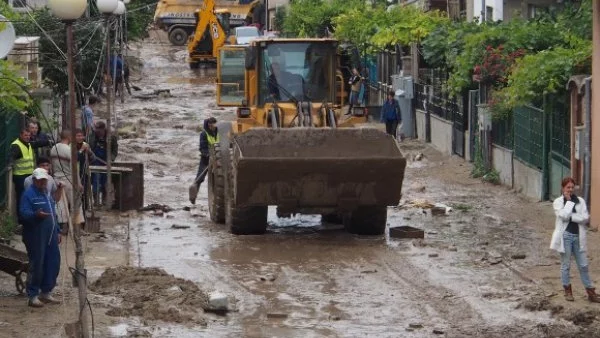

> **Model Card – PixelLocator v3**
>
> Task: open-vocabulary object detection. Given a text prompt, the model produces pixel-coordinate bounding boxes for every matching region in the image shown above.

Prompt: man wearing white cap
[19,168,62,307]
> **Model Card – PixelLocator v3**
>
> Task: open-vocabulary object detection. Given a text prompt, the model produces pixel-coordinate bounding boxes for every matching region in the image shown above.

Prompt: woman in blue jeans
[551,177,600,302]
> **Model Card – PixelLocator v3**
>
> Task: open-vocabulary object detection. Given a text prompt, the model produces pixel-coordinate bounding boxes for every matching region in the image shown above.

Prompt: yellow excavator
[187,0,228,68]
[206,38,407,235]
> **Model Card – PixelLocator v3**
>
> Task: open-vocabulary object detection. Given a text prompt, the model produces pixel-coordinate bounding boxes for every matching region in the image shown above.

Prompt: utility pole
[66,22,91,338]
[591,0,600,227]
[105,15,114,210]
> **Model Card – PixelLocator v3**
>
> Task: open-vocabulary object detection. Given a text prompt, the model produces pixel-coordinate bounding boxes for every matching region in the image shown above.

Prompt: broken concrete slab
[389,226,424,239]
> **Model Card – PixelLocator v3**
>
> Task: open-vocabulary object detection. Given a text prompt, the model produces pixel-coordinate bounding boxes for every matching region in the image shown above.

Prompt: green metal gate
[548,96,571,199]
[0,108,24,209]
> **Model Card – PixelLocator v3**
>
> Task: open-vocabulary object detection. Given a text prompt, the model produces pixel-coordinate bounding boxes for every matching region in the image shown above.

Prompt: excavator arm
[187,0,229,67]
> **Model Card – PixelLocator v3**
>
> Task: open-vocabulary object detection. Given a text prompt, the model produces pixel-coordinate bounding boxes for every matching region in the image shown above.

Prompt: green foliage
[0,4,31,111]
[482,169,500,185]
[370,7,449,47]
[333,5,383,53]
[272,6,287,32]
[14,8,104,95]
[0,61,32,112]
[282,0,364,37]
[0,210,17,240]
[126,0,157,40]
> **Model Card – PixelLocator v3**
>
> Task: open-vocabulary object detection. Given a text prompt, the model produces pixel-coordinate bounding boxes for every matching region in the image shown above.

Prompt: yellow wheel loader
[208,38,407,235]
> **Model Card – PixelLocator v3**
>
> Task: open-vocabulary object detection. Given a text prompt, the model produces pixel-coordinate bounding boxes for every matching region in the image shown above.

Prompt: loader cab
[256,40,337,106]
[215,9,231,35]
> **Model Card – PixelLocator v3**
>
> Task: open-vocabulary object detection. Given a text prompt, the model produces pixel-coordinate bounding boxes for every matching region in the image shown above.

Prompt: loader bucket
[231,128,406,209]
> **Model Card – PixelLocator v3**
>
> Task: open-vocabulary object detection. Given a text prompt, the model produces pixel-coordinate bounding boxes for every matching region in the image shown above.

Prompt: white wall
[430,114,453,155]
[472,0,504,22]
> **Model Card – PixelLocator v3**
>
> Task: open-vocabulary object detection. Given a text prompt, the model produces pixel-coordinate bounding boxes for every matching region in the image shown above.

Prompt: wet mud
[2,29,600,338]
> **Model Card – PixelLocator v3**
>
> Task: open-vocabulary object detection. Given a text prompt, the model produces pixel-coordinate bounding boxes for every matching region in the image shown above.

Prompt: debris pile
[91,266,209,324]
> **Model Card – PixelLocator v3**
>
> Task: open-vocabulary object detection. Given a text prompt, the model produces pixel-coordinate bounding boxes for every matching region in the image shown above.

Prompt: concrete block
[429,114,453,155]
[492,145,514,187]
[513,159,544,201]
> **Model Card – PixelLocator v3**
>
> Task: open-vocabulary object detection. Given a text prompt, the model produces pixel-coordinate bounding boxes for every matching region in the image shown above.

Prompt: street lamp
[46,1,88,336]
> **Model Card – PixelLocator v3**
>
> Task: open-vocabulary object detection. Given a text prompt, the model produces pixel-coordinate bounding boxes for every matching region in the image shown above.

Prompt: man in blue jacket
[19,168,63,307]
[380,90,402,139]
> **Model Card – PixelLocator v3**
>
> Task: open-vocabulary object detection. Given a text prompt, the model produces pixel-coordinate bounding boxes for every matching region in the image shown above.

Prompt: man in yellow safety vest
[189,117,219,204]
[11,128,35,221]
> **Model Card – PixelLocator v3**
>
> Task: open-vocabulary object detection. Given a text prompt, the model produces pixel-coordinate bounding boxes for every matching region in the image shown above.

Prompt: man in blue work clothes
[380,90,402,139]
[19,168,63,307]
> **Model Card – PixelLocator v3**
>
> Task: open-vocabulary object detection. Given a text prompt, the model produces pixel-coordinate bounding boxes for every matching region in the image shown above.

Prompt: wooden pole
[591,0,600,227]
[105,15,114,210]
[66,21,90,338]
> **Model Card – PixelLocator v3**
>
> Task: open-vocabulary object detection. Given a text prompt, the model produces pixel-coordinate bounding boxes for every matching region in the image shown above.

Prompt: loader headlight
[237,108,251,117]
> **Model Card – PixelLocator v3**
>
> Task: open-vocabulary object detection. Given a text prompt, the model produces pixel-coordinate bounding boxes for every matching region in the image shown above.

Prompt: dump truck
[206,38,407,235]
[154,0,260,46]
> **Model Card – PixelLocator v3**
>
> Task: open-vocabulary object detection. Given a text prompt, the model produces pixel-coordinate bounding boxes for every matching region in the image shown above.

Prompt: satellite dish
[0,15,16,59]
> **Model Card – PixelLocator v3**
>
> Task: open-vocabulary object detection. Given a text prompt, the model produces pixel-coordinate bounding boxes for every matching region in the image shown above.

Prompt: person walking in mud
[189,117,218,204]
[19,168,63,307]
[380,90,401,139]
[551,177,600,302]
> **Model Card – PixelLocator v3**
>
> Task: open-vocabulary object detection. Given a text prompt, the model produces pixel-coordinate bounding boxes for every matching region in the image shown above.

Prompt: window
[217,48,246,105]
[485,6,493,22]
[527,4,547,19]
[11,0,27,8]
[259,42,335,105]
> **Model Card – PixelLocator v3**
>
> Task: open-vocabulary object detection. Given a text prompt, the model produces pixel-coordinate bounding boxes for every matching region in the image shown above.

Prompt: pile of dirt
[91,266,209,324]
[516,296,563,315]
[561,308,600,326]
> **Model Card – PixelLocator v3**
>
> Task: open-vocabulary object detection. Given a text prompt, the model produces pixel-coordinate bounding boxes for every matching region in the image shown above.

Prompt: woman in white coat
[551,177,600,302]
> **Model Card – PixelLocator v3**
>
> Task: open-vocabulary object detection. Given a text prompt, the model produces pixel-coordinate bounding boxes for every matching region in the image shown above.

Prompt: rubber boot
[564,285,574,301]
[586,288,600,303]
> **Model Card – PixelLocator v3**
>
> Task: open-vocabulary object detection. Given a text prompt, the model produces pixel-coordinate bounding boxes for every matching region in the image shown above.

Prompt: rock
[361,269,377,274]
[167,285,183,293]
[448,246,458,252]
[412,239,427,247]
[259,274,277,282]
[153,227,160,231]
[182,206,191,211]
[489,258,503,265]
[166,214,175,219]
[426,230,438,235]
[171,224,191,229]
[267,313,288,319]
[428,253,439,258]
[410,183,426,193]
[208,292,228,310]
[173,124,184,129]
[409,323,423,329]
[405,328,414,332]
[329,315,341,321]
[511,254,527,260]
[433,329,445,335]
[153,210,164,217]
[194,252,198,256]
[414,153,424,161]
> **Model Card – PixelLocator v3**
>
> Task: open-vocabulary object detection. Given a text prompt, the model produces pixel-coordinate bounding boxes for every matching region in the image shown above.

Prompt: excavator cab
[209,38,407,236]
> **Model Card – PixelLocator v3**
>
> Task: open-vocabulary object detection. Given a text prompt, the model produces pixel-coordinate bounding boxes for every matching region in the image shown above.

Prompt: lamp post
[46,0,87,335]
[97,0,119,210]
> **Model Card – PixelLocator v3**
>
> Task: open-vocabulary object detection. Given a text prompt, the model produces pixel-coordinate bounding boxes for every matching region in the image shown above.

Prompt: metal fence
[416,68,461,121]
[492,116,513,149]
[0,107,24,209]
[514,105,545,169]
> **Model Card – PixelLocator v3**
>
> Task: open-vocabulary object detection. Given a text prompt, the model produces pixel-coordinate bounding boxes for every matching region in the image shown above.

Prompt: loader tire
[169,28,188,46]
[208,144,225,224]
[224,148,268,235]
[344,206,387,235]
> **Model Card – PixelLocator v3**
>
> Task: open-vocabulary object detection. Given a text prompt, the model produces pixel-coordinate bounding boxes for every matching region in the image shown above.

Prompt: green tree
[282,0,364,37]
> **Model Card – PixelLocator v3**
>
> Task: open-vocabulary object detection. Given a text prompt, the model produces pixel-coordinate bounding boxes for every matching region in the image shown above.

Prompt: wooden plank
[89,165,133,173]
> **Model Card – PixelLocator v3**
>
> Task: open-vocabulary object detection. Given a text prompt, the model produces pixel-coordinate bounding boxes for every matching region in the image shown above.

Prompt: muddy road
[2,33,600,338]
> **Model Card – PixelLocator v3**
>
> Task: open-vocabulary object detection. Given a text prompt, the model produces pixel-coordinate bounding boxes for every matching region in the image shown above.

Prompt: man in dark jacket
[89,121,118,206]
[380,90,401,139]
[28,120,53,158]
[190,117,219,204]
